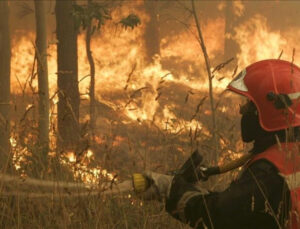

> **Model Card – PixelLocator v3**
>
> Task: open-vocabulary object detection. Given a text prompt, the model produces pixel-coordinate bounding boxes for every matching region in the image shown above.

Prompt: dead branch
[124,63,137,90]
[291,48,296,74]
[190,96,207,121]
[124,99,133,108]
[159,80,165,85]
[161,72,172,79]
[129,86,148,99]
[212,58,234,74]
[185,90,195,103]
[24,52,37,95]
[78,74,91,84]
[185,93,190,103]
[278,50,283,59]
[14,74,26,95]
[155,92,162,101]
[20,104,35,124]
[231,65,238,78]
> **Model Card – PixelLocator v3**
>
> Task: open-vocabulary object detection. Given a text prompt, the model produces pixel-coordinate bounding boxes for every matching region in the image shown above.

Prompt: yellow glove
[132,171,173,201]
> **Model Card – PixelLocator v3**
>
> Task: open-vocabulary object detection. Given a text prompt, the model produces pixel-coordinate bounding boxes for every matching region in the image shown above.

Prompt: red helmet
[227,59,300,131]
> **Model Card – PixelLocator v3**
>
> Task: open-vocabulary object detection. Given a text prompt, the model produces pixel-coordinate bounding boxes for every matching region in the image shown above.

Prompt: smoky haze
[3,1,300,227]
[9,0,300,160]
[10,1,300,59]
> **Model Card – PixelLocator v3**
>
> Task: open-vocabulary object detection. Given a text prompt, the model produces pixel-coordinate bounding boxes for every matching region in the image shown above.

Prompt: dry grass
[1,82,244,229]
[0,192,191,229]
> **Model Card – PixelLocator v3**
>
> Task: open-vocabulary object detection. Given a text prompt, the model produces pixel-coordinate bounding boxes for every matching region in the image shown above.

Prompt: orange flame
[233,14,299,69]
[10,4,300,182]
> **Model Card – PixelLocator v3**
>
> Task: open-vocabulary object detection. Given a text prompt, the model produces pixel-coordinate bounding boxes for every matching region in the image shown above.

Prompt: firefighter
[140,59,300,229]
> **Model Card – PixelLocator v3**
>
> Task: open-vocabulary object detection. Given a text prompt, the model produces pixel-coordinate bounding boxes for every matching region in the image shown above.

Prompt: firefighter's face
[239,100,261,143]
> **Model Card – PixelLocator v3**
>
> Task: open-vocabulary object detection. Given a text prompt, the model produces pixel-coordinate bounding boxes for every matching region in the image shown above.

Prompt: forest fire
[8,1,300,185]
[2,1,300,228]
[10,32,232,134]
[10,134,116,184]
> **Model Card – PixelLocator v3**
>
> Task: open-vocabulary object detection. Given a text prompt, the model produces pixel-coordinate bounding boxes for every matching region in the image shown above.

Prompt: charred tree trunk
[86,0,96,141]
[34,0,49,161]
[0,1,11,167]
[56,0,80,151]
[144,0,160,63]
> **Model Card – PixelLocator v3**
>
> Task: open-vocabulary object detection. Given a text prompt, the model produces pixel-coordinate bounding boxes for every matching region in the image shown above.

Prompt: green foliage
[72,2,111,33]
[120,14,141,30]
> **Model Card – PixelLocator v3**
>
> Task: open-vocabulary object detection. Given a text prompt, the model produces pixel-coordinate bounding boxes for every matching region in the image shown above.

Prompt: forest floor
[1,81,247,228]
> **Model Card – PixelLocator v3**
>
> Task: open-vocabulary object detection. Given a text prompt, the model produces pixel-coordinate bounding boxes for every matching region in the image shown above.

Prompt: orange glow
[233,14,300,69]
[233,1,245,17]
[161,17,225,61]
[62,149,116,184]
[10,136,31,172]
[10,3,300,184]
[112,136,126,147]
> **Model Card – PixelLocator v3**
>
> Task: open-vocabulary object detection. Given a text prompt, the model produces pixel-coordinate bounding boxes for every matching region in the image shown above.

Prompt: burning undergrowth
[5,1,300,228]
[10,71,243,184]
[8,0,300,191]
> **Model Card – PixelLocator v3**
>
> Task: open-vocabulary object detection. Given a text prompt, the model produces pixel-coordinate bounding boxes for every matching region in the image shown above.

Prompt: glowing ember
[218,150,243,167]
[62,149,116,184]
[10,136,32,172]
[66,152,76,163]
[86,149,93,158]
[10,137,17,148]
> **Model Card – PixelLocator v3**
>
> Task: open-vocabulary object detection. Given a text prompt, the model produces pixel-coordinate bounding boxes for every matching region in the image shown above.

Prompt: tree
[72,0,111,140]
[72,1,139,142]
[85,0,96,139]
[34,0,49,161]
[224,2,241,66]
[56,0,80,151]
[191,0,218,162]
[144,0,160,63]
[0,0,11,167]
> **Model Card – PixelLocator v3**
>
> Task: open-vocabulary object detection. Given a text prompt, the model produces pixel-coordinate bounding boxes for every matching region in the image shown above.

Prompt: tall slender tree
[85,0,96,140]
[0,0,11,166]
[72,1,139,143]
[56,0,80,151]
[34,0,49,160]
[144,0,160,63]
[191,0,218,162]
[224,1,240,65]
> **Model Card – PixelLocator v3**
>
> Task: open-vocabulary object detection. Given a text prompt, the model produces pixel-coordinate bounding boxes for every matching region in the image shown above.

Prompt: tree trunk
[34,0,49,161]
[144,0,160,63]
[224,1,239,65]
[56,0,80,151]
[86,0,96,141]
[0,1,11,167]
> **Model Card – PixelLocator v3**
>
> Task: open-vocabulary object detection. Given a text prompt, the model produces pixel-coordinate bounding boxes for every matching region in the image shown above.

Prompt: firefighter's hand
[138,171,173,201]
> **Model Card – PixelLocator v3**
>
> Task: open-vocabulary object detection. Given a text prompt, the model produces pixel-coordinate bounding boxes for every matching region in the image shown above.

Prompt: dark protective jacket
[165,144,296,229]
[250,143,300,229]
